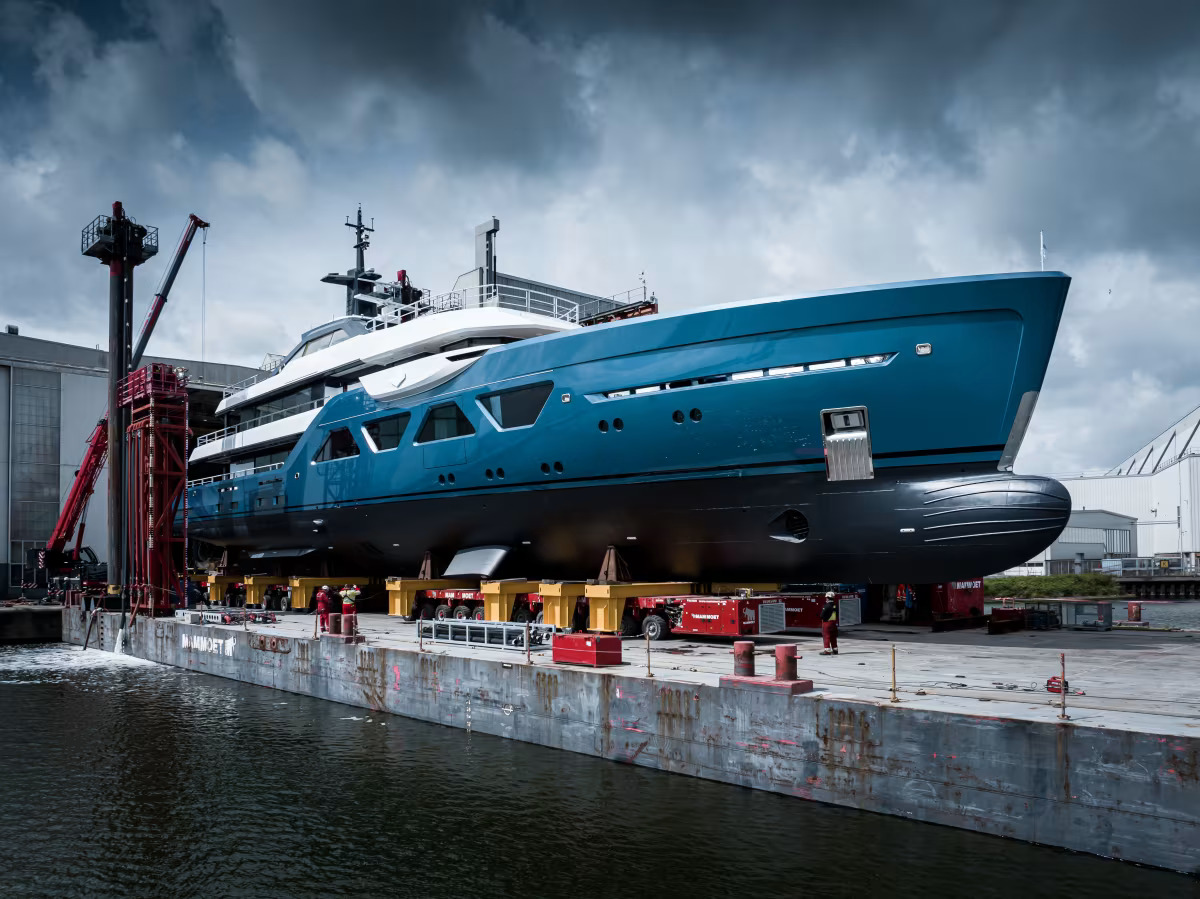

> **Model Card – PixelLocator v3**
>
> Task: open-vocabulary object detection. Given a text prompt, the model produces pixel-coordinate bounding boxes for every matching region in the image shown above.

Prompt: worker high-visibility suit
[820,597,839,655]
[315,589,332,633]
[340,586,360,618]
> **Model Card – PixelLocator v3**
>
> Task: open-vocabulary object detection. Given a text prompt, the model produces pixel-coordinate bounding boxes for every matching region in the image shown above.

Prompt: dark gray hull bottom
[190,464,1070,583]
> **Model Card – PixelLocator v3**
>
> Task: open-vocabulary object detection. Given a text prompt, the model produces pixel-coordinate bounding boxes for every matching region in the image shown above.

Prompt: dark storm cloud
[211,0,593,172]
[1,0,1200,473]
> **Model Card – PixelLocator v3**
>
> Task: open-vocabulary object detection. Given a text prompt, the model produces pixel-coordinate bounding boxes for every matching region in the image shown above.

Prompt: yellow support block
[243,575,276,609]
[709,583,780,594]
[584,582,693,601]
[384,577,477,617]
[589,597,625,633]
[206,574,242,604]
[289,576,375,611]
[539,582,586,628]
[481,580,542,622]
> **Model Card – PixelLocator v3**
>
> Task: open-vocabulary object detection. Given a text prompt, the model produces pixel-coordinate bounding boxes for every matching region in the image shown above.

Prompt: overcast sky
[1,0,1198,474]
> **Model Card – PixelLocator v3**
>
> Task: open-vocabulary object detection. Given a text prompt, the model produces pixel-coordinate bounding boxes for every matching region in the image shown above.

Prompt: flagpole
[1040,230,1045,271]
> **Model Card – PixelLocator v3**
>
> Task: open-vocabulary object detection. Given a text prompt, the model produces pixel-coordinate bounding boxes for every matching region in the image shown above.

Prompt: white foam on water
[0,643,162,682]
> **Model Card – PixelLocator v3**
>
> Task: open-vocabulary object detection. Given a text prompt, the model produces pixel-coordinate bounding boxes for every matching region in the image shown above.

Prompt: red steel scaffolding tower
[119,363,189,616]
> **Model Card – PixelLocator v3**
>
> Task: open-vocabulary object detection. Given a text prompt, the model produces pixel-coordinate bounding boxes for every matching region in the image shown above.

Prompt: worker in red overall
[820,591,839,655]
[315,585,332,633]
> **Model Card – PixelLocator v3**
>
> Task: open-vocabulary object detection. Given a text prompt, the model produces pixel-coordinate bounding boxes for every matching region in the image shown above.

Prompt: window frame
[476,380,555,431]
[361,412,412,453]
[414,402,477,445]
[311,426,361,464]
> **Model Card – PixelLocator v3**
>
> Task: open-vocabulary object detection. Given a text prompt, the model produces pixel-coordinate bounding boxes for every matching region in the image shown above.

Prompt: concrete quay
[61,609,1200,873]
[0,604,64,644]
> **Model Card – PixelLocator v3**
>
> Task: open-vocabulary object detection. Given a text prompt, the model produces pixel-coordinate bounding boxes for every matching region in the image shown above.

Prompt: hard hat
[825,591,835,598]
[322,585,330,590]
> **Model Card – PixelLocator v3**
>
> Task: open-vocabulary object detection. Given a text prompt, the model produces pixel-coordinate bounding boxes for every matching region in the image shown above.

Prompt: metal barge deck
[61,610,1200,873]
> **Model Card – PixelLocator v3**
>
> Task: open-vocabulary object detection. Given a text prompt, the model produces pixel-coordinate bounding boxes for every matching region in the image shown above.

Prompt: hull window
[417,402,477,443]
[477,381,554,429]
[313,427,360,463]
[364,413,412,452]
[822,406,874,481]
[601,353,895,399]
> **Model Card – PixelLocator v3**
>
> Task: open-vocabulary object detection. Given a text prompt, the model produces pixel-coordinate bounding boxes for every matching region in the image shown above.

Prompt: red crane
[41,214,208,580]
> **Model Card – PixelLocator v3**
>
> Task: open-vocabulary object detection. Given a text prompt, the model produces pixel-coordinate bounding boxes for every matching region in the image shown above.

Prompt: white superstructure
[189,283,580,473]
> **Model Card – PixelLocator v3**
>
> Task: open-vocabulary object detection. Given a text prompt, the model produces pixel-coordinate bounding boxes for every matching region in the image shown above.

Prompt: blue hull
[189,272,1072,582]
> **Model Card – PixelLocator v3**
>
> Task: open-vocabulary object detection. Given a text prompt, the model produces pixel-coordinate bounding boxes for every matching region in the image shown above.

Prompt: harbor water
[0,644,1193,898]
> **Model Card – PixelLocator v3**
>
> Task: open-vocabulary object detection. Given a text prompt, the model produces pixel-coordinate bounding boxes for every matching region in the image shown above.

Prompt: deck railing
[187,461,284,488]
[196,397,326,447]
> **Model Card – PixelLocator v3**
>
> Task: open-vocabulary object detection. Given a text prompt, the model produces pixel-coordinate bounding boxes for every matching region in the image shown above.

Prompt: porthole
[613,418,624,431]
[690,408,702,422]
[541,462,551,474]
[486,469,494,479]
[598,420,609,433]
[438,474,446,485]
[448,473,456,484]
[553,461,563,473]
[672,410,684,424]
[497,467,506,479]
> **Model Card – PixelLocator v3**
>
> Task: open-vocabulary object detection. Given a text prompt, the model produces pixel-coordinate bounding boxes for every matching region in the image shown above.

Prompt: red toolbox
[552,633,623,667]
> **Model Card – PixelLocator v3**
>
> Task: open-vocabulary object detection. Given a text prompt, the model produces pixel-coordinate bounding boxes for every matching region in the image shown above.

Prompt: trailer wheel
[642,614,668,641]
[453,605,471,620]
[620,613,641,637]
[434,604,452,620]
[472,605,486,621]
[535,610,544,625]
[512,606,531,624]
[419,602,436,621]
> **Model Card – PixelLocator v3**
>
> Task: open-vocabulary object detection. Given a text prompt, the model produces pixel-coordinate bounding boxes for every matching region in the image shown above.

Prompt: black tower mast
[321,205,384,317]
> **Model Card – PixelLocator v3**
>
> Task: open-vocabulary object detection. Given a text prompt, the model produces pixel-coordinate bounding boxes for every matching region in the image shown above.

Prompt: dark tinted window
[312,427,359,463]
[478,382,553,429]
[365,413,411,451]
[416,403,476,443]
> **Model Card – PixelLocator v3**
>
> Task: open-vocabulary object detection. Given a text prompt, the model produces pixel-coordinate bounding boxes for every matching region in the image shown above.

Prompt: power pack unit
[552,633,622,667]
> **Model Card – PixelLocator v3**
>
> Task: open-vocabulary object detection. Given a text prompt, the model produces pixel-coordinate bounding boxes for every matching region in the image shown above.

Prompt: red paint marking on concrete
[776,738,798,745]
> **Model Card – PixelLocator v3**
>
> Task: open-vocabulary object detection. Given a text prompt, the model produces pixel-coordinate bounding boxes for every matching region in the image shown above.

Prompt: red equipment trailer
[417,586,859,640]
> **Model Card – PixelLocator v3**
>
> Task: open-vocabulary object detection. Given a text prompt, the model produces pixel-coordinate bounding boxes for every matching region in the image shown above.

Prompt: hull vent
[768,509,809,543]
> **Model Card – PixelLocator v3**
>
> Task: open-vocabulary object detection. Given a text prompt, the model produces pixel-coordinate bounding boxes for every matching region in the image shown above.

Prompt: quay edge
[61,611,1199,874]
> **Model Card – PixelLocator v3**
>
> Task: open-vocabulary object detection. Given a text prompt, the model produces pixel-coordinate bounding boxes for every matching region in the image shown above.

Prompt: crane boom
[42,213,208,571]
[131,214,209,368]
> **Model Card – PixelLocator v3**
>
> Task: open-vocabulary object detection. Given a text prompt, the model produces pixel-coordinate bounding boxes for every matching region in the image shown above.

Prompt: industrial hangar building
[1018,406,1200,591]
[0,328,258,594]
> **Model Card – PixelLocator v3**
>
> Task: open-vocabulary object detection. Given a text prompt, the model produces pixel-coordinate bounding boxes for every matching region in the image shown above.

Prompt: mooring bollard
[329,612,342,636]
[343,613,356,637]
[733,640,755,677]
[1059,652,1070,720]
[890,645,900,703]
[774,644,797,681]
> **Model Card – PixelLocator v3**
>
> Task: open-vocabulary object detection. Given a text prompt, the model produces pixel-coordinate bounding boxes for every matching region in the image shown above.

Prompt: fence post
[646,630,654,678]
[890,645,900,703]
[1058,652,1070,720]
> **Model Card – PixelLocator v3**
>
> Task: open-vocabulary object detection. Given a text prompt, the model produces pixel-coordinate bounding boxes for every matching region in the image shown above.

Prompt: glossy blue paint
[186,272,1071,580]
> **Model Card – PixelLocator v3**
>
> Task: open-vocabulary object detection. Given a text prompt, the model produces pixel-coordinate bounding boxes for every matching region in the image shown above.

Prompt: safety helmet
[825,591,835,598]
[322,585,330,590]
